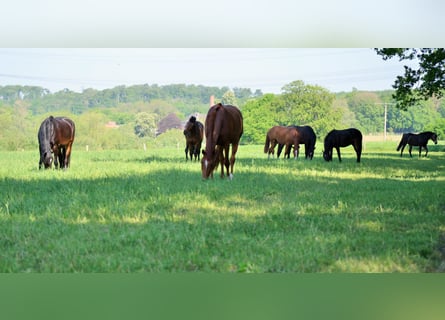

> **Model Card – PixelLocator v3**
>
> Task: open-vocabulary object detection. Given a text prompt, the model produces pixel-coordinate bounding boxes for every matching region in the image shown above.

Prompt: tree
[134,112,157,138]
[242,94,280,143]
[277,80,340,138]
[221,90,237,106]
[375,48,445,110]
[346,91,382,133]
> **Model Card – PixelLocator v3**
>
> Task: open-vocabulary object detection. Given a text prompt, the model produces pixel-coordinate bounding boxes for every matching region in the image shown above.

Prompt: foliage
[345,91,382,132]
[241,94,280,144]
[277,80,340,138]
[221,90,238,106]
[0,82,443,151]
[425,118,445,139]
[0,83,239,116]
[134,112,158,138]
[375,48,445,110]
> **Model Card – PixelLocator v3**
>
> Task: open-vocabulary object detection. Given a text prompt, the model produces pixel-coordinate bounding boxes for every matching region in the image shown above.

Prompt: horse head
[323,149,332,161]
[183,116,197,137]
[432,133,438,144]
[308,146,315,160]
[201,148,219,179]
[39,149,53,169]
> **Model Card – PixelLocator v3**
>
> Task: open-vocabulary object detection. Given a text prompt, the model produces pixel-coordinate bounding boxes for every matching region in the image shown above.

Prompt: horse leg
[277,144,283,158]
[269,140,276,159]
[188,143,195,161]
[285,143,293,159]
[293,144,299,159]
[400,143,405,157]
[229,143,239,180]
[62,146,69,169]
[65,143,73,169]
[408,145,413,157]
[196,144,201,161]
[220,146,228,178]
[53,145,59,169]
[285,145,291,159]
[352,142,361,163]
[335,147,342,162]
[58,147,65,169]
[424,145,429,157]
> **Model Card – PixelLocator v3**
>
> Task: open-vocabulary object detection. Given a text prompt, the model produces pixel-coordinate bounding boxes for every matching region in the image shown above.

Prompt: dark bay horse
[396,131,438,157]
[264,126,301,159]
[38,116,75,169]
[183,116,204,161]
[201,103,243,179]
[323,128,362,163]
[277,125,317,160]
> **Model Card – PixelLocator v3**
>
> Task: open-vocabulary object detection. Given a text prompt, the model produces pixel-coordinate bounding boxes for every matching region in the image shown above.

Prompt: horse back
[207,104,243,145]
[326,128,362,148]
[53,117,75,144]
[38,117,54,148]
[268,126,298,144]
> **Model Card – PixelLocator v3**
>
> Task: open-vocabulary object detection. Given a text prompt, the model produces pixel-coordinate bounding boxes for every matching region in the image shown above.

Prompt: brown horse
[264,126,301,159]
[38,116,75,169]
[201,103,243,179]
[183,116,204,161]
[277,125,317,159]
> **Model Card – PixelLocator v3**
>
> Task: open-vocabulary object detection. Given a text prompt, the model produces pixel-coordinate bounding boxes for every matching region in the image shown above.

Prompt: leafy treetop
[375,48,445,110]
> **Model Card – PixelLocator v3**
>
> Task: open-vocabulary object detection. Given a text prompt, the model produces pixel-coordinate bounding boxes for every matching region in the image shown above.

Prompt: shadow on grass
[1,151,444,272]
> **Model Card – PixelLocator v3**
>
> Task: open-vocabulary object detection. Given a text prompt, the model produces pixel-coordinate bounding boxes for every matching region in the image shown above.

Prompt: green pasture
[0,141,444,272]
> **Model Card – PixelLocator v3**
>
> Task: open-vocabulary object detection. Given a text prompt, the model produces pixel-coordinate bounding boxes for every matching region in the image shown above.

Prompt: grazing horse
[183,116,204,161]
[323,128,362,163]
[38,116,75,169]
[264,126,301,159]
[201,103,243,179]
[277,125,317,159]
[396,131,438,157]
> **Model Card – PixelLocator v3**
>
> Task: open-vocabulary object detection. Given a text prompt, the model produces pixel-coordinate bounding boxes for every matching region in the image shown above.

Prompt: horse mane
[204,103,223,155]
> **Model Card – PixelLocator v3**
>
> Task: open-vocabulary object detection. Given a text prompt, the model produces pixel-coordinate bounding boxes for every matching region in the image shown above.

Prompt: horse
[323,128,362,163]
[183,116,204,161]
[38,116,76,169]
[396,131,438,157]
[264,126,301,159]
[201,103,243,179]
[276,125,317,159]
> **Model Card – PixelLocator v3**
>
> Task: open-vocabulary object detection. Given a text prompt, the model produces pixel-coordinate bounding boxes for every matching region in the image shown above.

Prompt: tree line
[0,81,444,151]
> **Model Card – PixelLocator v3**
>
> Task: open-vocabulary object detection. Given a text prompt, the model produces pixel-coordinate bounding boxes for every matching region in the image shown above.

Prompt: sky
[0,48,416,95]
[0,1,443,96]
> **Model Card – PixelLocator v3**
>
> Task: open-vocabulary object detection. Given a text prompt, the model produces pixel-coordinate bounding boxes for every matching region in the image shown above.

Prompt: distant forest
[0,82,444,151]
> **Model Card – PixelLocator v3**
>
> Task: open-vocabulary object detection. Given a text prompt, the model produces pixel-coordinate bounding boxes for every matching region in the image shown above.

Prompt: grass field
[0,141,444,272]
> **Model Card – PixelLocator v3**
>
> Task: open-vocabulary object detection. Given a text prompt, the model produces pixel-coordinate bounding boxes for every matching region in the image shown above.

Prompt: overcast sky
[0,48,416,94]
[0,1,443,95]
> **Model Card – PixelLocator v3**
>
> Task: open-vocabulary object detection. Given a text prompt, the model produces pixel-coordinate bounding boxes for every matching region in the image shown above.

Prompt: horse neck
[191,123,200,135]
[39,120,54,154]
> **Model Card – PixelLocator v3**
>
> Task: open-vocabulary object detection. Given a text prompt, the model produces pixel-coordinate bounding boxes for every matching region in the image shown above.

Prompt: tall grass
[0,142,444,272]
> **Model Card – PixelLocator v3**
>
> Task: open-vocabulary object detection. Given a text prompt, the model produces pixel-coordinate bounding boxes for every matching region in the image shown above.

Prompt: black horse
[396,131,438,157]
[277,125,317,159]
[183,116,204,161]
[323,128,362,163]
[38,116,76,169]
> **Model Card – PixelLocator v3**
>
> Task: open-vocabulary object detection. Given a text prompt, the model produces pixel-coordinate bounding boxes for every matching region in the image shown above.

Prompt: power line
[375,103,396,141]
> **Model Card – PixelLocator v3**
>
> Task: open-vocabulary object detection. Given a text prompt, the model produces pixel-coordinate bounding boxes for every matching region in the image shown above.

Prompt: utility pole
[375,103,395,141]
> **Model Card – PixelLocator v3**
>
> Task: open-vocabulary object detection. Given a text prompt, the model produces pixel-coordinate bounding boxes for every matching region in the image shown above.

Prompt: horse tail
[396,134,407,151]
[264,134,270,153]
